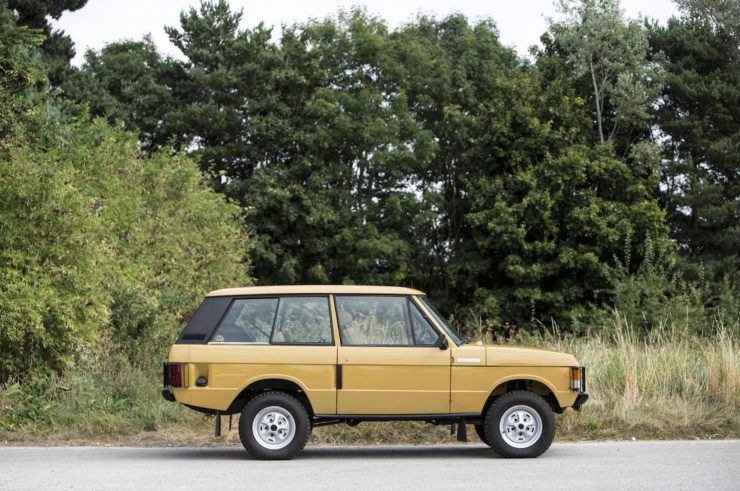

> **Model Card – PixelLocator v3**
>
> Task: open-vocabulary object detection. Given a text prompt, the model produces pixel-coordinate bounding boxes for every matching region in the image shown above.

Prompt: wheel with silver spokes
[252,406,296,450]
[484,390,555,458]
[499,404,543,448]
[239,392,310,460]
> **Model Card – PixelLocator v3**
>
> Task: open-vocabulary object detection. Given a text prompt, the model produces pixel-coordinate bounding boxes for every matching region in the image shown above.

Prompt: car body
[163,285,588,459]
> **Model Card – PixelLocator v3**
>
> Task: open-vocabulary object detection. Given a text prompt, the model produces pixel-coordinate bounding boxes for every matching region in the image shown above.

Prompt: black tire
[474,424,490,446]
[483,390,555,458]
[238,391,311,460]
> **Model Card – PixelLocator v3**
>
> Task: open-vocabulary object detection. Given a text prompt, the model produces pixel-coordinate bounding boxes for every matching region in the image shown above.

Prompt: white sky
[53,0,680,65]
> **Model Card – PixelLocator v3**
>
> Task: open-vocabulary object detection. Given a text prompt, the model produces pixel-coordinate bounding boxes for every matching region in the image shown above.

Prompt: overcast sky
[53,0,680,65]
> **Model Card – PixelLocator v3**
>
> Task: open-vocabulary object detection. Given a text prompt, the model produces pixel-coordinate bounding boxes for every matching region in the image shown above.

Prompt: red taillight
[166,363,185,388]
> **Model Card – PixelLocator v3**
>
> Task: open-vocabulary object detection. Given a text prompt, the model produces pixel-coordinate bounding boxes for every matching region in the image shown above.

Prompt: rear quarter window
[272,296,332,345]
[212,298,278,343]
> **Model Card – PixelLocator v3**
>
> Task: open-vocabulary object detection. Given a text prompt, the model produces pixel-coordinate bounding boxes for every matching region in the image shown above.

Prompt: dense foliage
[7,0,87,86]
[66,2,714,329]
[0,6,249,381]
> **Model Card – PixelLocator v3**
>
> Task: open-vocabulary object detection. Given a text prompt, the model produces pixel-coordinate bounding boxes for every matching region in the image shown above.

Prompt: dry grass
[550,315,740,440]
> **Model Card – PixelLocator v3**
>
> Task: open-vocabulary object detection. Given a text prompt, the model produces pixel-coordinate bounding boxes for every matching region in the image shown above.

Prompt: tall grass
[540,313,739,440]
[1,312,738,444]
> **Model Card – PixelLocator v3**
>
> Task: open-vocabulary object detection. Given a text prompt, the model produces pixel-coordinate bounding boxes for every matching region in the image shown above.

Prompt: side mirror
[438,337,449,350]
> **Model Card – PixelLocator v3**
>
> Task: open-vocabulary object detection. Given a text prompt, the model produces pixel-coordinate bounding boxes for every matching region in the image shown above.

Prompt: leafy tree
[68,120,250,362]
[155,5,435,286]
[61,2,677,330]
[675,0,739,44]
[63,36,174,149]
[0,5,45,136]
[7,0,87,86]
[650,13,739,285]
[161,0,288,175]
[387,14,521,308]
[548,0,663,147]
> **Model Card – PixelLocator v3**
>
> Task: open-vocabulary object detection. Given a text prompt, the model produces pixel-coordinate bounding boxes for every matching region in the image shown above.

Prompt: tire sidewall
[239,391,310,460]
[484,391,555,458]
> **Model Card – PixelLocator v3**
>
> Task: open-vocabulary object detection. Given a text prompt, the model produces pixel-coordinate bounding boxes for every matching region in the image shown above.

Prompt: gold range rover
[162,285,588,459]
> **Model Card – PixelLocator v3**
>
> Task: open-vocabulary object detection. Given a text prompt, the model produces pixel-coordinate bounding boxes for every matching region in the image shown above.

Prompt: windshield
[418,296,466,346]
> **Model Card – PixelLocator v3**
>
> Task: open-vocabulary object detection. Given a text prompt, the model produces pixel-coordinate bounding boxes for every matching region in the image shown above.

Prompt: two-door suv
[163,286,588,459]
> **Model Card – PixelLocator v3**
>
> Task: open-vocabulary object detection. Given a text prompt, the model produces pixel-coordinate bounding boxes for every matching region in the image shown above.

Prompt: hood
[483,344,578,367]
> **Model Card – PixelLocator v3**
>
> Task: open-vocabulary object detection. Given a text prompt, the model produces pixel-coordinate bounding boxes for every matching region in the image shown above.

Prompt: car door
[334,295,451,414]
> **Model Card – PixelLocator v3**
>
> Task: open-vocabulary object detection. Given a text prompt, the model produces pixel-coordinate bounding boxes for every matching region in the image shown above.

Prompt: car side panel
[170,344,337,413]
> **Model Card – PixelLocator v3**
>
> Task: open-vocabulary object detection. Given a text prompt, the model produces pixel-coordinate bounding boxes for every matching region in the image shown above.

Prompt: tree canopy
[65,2,689,327]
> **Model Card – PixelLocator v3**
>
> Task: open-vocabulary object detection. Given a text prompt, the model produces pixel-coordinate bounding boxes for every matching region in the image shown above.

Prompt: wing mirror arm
[438,337,449,350]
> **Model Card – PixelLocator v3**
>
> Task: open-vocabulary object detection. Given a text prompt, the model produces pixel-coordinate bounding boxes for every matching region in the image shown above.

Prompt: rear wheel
[238,391,310,460]
[483,390,555,458]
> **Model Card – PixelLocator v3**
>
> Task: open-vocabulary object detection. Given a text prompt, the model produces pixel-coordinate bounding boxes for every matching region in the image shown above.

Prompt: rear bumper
[572,392,589,411]
[162,387,176,402]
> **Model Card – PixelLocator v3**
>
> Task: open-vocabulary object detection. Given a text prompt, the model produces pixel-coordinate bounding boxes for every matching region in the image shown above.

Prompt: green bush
[0,118,250,381]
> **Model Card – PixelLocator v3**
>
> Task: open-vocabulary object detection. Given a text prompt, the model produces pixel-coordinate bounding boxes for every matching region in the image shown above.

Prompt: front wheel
[483,390,555,458]
[238,391,311,460]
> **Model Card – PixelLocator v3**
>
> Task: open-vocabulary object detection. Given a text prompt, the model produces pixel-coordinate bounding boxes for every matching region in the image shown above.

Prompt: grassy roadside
[2,314,738,446]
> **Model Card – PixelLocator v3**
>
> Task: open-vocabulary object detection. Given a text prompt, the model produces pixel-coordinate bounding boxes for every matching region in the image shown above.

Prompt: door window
[336,296,441,346]
[336,296,410,345]
[272,296,332,345]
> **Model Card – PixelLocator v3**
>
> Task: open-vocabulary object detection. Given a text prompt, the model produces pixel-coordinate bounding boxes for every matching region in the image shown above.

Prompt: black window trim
[207,294,335,346]
[333,294,446,348]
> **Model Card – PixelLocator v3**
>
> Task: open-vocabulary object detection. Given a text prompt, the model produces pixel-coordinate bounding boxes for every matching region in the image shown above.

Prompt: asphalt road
[1,440,738,490]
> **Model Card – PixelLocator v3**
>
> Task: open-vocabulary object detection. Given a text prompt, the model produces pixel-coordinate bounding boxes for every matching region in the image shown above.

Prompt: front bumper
[572,392,589,411]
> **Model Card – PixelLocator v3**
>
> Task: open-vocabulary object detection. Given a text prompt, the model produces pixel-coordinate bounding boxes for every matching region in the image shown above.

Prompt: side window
[336,296,412,346]
[272,297,332,345]
[409,301,441,346]
[212,298,278,343]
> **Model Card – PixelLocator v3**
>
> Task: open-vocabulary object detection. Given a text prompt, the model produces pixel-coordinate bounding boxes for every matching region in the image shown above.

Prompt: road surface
[1,440,738,490]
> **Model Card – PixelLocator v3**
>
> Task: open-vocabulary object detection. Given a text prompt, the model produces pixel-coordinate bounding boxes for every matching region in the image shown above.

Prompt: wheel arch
[227,376,315,416]
[484,376,564,414]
